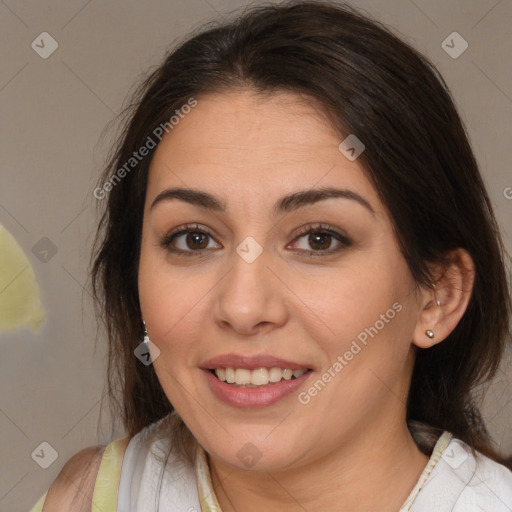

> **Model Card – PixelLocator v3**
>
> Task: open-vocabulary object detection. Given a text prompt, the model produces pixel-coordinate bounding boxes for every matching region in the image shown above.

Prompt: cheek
[298,258,419,407]
[298,280,416,424]
[138,247,212,364]
[138,254,205,409]
[297,256,408,344]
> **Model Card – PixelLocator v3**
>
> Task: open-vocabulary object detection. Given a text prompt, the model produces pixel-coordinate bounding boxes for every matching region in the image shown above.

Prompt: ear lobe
[412,248,475,349]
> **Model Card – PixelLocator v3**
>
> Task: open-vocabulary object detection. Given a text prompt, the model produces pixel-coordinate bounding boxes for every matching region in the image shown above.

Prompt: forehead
[146,89,381,214]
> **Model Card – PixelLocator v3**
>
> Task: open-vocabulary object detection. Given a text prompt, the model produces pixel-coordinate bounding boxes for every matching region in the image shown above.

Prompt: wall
[0,1,511,510]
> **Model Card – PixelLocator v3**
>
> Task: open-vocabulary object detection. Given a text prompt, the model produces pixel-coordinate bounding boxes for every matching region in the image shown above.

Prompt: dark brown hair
[91,0,511,465]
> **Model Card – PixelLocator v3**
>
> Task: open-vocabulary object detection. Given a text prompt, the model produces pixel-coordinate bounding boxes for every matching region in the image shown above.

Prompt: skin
[138,88,474,512]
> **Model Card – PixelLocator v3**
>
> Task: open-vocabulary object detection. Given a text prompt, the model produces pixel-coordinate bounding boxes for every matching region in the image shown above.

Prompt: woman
[32,1,512,511]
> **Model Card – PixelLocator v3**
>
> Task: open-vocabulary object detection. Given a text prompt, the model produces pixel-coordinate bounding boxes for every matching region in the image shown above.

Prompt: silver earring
[425,330,435,339]
[142,321,150,345]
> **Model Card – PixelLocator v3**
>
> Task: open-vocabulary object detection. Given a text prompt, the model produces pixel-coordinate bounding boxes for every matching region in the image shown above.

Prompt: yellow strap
[29,437,129,512]
[29,491,47,512]
[91,436,130,512]
[196,443,223,512]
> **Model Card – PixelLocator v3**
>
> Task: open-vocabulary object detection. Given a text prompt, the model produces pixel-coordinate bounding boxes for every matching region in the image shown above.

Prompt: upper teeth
[214,367,306,386]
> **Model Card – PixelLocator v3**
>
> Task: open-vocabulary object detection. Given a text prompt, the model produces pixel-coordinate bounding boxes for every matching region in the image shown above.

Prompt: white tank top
[114,417,512,511]
[29,416,512,511]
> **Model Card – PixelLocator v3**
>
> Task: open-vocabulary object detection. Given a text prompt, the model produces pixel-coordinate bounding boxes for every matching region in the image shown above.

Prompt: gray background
[1,1,511,511]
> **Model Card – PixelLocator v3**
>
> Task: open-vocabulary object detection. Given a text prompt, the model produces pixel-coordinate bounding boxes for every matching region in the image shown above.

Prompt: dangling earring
[142,320,150,345]
[425,330,435,339]
[135,319,161,366]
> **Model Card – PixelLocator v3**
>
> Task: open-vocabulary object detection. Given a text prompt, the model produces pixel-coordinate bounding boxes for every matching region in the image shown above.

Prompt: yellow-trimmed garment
[29,437,129,512]
[91,437,129,512]
[30,420,509,512]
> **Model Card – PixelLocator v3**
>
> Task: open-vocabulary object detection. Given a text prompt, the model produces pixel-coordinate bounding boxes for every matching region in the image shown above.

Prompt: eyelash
[160,223,352,258]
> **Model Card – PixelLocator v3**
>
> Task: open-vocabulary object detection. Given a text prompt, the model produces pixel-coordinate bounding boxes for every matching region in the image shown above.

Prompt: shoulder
[444,437,512,485]
[413,435,512,511]
[42,445,105,512]
[457,442,512,510]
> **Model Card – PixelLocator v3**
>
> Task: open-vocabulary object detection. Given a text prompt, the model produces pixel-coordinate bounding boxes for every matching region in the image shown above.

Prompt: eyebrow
[150,186,375,216]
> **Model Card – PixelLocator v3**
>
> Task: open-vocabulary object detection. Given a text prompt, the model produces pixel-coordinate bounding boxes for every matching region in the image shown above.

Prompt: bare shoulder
[42,445,105,512]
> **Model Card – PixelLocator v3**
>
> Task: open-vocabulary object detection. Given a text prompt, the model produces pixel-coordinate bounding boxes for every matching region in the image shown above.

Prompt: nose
[213,243,288,336]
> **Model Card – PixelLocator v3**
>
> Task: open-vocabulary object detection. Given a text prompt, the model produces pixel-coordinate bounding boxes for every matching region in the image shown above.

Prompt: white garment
[116,422,201,512]
[117,418,512,512]
[407,436,512,511]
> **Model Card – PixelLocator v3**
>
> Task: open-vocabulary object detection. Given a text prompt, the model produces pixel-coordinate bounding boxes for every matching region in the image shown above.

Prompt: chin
[204,432,306,472]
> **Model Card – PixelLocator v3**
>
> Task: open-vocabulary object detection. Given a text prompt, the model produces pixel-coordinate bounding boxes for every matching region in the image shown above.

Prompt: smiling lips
[201,354,312,407]
[214,367,306,387]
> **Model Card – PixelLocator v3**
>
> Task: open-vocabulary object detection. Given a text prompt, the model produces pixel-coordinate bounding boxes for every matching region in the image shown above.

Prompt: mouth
[203,366,313,408]
[200,354,314,406]
[209,367,313,387]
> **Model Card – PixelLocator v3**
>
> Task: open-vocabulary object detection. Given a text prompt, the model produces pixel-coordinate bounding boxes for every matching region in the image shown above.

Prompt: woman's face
[138,89,425,471]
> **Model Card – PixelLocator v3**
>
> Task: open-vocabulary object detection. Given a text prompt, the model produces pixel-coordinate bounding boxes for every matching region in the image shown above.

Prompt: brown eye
[185,232,209,250]
[307,232,333,251]
[290,224,352,256]
[160,224,220,256]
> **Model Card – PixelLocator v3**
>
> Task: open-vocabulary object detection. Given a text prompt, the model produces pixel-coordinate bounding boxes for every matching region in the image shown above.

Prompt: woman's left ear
[412,248,475,349]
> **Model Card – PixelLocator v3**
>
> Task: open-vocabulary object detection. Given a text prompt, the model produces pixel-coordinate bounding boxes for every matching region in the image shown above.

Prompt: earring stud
[425,330,435,339]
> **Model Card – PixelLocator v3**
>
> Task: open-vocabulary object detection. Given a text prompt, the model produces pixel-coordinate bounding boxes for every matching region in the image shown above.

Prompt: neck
[208,420,430,512]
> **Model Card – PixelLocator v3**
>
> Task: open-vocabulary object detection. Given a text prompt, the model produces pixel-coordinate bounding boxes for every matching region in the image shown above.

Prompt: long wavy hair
[91,0,511,465]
